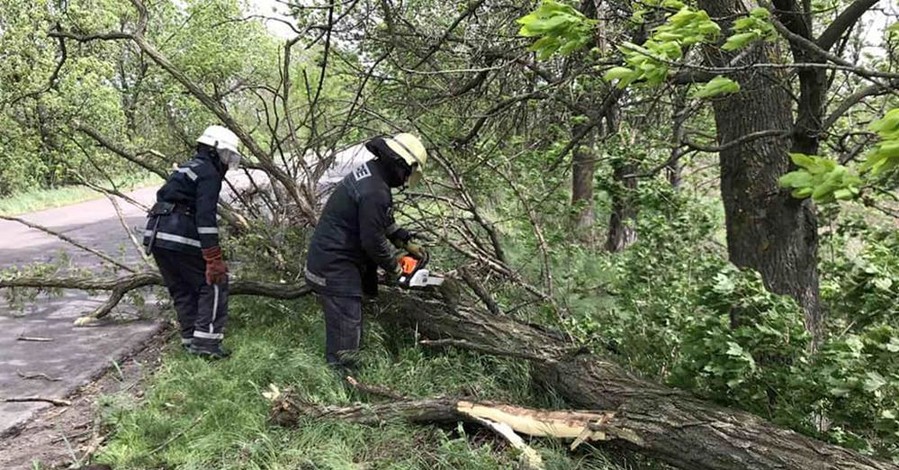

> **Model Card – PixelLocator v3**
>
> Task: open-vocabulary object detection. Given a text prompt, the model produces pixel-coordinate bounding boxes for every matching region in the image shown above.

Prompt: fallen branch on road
[0,272,312,325]
[3,396,72,406]
[16,370,62,382]
[17,336,54,342]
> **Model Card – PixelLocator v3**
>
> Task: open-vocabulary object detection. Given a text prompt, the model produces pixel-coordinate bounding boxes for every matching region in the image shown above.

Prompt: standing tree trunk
[668,88,689,189]
[698,0,821,333]
[605,104,638,252]
[571,123,597,242]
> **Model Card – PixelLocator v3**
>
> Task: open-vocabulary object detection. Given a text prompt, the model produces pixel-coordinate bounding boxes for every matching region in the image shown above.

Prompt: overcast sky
[243,0,899,58]
[246,0,297,39]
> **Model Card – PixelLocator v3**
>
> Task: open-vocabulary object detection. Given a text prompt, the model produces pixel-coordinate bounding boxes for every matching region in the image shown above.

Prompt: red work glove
[201,246,228,285]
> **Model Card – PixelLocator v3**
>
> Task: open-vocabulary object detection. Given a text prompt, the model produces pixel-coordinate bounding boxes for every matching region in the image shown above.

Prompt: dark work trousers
[153,247,229,349]
[319,294,363,368]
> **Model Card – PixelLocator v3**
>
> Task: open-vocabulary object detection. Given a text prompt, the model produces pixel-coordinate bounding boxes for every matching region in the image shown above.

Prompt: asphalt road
[0,187,165,441]
[0,168,279,450]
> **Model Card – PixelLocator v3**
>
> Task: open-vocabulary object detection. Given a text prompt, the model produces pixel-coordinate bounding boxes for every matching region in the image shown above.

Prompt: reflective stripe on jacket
[143,147,224,254]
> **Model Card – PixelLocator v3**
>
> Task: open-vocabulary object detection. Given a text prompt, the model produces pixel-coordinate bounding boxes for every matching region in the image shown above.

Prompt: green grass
[94,297,642,469]
[0,175,162,216]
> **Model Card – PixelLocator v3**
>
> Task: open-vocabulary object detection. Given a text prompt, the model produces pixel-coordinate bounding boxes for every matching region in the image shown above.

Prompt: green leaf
[749,7,771,19]
[833,188,855,200]
[779,170,813,188]
[603,66,636,82]
[873,277,893,291]
[864,371,887,393]
[692,76,740,98]
[722,31,759,51]
[791,187,813,198]
[790,152,817,169]
[829,387,851,397]
[698,22,722,36]
[725,341,745,357]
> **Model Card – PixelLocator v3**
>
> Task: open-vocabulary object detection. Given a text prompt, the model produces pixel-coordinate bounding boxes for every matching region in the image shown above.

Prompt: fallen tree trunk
[380,283,897,470]
[267,385,633,470]
[3,273,895,468]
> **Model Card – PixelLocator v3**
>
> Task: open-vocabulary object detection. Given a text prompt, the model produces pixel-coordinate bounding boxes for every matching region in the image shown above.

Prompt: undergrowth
[95,296,648,469]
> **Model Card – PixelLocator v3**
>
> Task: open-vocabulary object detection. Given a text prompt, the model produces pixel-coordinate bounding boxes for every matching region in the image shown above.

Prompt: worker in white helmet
[304,133,428,374]
[143,125,242,359]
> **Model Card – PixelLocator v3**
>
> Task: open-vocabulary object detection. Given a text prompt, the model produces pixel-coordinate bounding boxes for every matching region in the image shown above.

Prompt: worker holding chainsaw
[304,133,428,373]
[143,125,241,359]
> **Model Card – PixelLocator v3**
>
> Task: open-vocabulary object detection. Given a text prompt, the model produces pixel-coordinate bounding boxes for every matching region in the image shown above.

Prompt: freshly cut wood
[379,283,897,470]
[266,385,625,470]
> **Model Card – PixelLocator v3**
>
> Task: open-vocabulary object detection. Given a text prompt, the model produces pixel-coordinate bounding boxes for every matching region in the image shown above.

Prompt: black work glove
[362,261,379,297]
[384,257,403,285]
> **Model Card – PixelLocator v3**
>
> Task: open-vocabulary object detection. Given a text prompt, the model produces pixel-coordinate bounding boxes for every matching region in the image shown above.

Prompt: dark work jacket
[305,160,408,297]
[142,147,224,255]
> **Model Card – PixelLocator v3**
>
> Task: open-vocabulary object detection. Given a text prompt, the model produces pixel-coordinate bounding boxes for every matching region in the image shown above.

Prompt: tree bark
[605,105,638,253]
[697,0,821,333]
[668,88,689,189]
[571,123,597,242]
[379,284,895,470]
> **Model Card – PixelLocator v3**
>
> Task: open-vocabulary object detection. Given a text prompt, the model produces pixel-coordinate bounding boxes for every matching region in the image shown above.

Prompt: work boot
[188,344,231,359]
[180,337,192,351]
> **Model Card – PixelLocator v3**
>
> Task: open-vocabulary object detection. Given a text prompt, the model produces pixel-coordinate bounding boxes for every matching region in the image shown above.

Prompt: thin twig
[17,336,54,342]
[0,215,135,273]
[16,370,62,382]
[147,411,208,456]
[4,396,72,406]
[105,194,154,268]
[345,376,409,400]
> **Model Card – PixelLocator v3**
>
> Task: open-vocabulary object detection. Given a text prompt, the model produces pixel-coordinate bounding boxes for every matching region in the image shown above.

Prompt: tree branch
[0,272,311,324]
[0,215,134,273]
[821,80,899,132]
[48,30,133,42]
[75,124,168,179]
[816,0,879,51]
[682,129,791,153]
[3,397,71,407]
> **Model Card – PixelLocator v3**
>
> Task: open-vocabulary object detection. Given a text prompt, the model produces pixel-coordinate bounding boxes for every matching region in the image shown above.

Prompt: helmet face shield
[197,125,241,171]
[219,148,241,171]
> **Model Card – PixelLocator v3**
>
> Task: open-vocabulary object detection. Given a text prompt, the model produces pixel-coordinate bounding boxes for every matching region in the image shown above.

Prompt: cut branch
[267,387,621,454]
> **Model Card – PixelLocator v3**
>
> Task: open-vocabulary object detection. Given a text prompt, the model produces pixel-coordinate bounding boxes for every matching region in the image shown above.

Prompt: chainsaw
[397,251,445,288]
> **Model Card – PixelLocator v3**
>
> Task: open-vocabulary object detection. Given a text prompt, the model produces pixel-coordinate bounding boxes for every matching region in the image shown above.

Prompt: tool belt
[145,201,192,255]
[148,201,193,217]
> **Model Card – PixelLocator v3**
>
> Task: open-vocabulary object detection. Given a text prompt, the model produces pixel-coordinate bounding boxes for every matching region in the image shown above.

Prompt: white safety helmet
[384,133,427,186]
[197,125,242,171]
